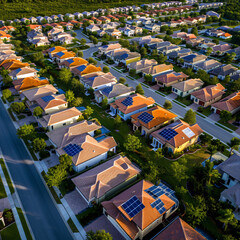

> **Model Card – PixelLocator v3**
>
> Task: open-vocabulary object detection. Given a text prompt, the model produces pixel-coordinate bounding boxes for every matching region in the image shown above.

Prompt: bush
[10,102,25,114]
[39,150,50,160]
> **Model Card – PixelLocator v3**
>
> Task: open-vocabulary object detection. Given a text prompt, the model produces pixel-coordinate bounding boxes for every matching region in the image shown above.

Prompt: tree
[119,77,126,84]
[129,69,136,77]
[59,68,72,85]
[191,26,198,36]
[184,109,196,125]
[135,83,144,95]
[156,148,163,158]
[206,47,212,56]
[228,137,240,156]
[207,144,217,161]
[114,115,122,127]
[72,97,83,107]
[32,52,44,62]
[17,124,35,140]
[216,209,235,231]
[86,230,112,240]
[144,74,152,84]
[46,165,67,188]
[2,89,12,100]
[101,97,108,110]
[204,159,220,184]
[102,66,110,73]
[163,100,172,109]
[84,106,93,119]
[10,102,25,114]
[33,138,46,152]
[140,47,147,57]
[199,133,212,145]
[220,110,232,123]
[33,106,43,117]
[166,29,173,35]
[78,51,83,58]
[92,37,98,45]
[2,75,12,86]
[5,211,13,223]
[124,135,142,152]
[65,90,75,103]
[80,38,86,45]
[88,57,97,65]
[72,32,77,37]
[59,154,72,171]
[171,158,187,182]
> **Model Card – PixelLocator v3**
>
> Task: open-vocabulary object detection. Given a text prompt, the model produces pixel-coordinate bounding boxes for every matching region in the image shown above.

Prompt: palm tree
[204,159,220,185]
[216,209,235,231]
[228,137,240,156]
[207,144,217,161]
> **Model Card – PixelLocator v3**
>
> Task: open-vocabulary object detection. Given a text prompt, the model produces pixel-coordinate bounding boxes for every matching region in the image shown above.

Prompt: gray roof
[221,182,240,207]
[167,48,192,58]
[194,59,222,71]
[209,64,238,76]
[217,154,240,181]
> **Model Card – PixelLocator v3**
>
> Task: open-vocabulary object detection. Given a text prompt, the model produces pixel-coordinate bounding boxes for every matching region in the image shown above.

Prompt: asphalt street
[0,100,73,240]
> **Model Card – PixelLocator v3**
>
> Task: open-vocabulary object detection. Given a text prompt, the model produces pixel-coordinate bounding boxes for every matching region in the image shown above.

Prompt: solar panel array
[64,144,82,157]
[57,51,65,57]
[67,59,74,64]
[41,95,55,102]
[151,198,166,215]
[102,86,113,95]
[137,112,154,124]
[182,127,195,138]
[174,72,182,76]
[159,128,178,140]
[121,196,145,218]
[121,97,133,106]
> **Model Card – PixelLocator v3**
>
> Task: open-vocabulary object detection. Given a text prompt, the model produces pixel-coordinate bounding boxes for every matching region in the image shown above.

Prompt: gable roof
[9,67,38,77]
[46,120,101,148]
[128,58,158,71]
[47,46,67,54]
[1,60,29,70]
[152,217,206,240]
[131,105,177,130]
[156,72,188,85]
[151,120,203,148]
[181,53,207,63]
[59,57,88,68]
[142,64,173,75]
[191,83,225,102]
[221,182,240,208]
[110,93,155,114]
[172,78,204,92]
[209,64,238,76]
[194,59,222,71]
[36,94,67,110]
[71,64,102,75]
[55,51,75,59]
[72,155,141,201]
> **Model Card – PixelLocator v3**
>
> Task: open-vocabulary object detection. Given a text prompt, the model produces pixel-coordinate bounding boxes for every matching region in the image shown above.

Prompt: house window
[195,98,198,102]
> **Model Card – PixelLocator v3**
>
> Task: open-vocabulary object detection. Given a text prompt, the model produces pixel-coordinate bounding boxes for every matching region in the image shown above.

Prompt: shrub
[39,150,50,160]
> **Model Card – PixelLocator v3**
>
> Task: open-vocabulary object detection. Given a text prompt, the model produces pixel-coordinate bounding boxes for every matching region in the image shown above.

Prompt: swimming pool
[95,134,107,141]
[76,106,86,111]
[100,126,110,134]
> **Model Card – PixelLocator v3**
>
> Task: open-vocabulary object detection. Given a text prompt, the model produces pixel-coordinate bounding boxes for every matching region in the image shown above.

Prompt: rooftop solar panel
[137,112,154,124]
[67,59,74,64]
[182,127,195,138]
[64,144,82,157]
[77,65,87,72]
[121,96,133,107]
[41,95,55,102]
[121,195,145,218]
[159,128,178,141]
[102,86,113,95]
[56,51,65,57]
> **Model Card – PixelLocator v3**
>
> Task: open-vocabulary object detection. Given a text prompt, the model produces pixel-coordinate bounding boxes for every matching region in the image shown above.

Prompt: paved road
[0,101,73,240]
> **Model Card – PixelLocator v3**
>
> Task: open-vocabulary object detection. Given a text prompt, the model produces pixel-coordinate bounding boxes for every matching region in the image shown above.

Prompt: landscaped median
[215,123,233,133]
[155,90,166,97]
[0,158,14,194]
[173,99,186,108]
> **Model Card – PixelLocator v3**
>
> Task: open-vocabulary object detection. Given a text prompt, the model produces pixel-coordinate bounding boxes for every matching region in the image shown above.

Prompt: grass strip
[0,158,14,194]
[23,139,38,161]
[155,91,165,97]
[67,218,78,233]
[0,223,21,240]
[1,96,6,104]
[196,112,206,118]
[0,177,7,198]
[218,120,238,131]
[141,83,149,88]
[7,108,16,121]
[215,123,233,133]
[16,208,33,240]
[41,171,61,204]
[173,100,186,108]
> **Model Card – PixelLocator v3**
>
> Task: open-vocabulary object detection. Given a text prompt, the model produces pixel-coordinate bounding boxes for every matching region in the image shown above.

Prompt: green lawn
[198,106,212,117]
[16,208,32,240]
[176,96,192,106]
[0,223,21,240]
[0,177,7,199]
[218,120,238,131]
[67,218,78,233]
[0,158,14,194]
[215,123,233,133]
[173,100,186,108]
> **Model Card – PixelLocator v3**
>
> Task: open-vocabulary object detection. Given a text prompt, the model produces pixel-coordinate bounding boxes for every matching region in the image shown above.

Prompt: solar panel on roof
[121,96,133,106]
[182,127,195,138]
[77,65,86,72]
[102,86,113,95]
[159,128,178,141]
[41,95,55,102]
[64,144,82,157]
[67,59,74,64]
[174,72,182,76]
[56,51,65,57]
[121,195,145,218]
[15,68,22,74]
[137,112,154,124]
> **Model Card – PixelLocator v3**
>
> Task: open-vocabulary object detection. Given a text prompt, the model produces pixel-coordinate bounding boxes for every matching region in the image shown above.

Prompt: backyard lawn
[0,223,21,240]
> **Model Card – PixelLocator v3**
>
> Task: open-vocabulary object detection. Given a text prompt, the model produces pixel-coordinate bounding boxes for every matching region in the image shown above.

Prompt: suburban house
[206,11,221,18]
[220,33,232,40]
[172,78,204,97]
[102,180,179,240]
[217,154,240,218]
[59,57,88,69]
[167,48,192,60]
[71,64,102,78]
[211,91,240,115]
[22,84,58,106]
[227,47,240,60]
[35,94,68,114]
[152,217,206,240]
[32,38,50,47]
[95,83,135,103]
[180,54,207,68]
[72,154,141,205]
[46,46,67,58]
[57,133,117,172]
[13,77,49,93]
[172,32,197,41]
[110,94,155,120]
[80,72,117,90]
[190,83,226,107]
[131,105,177,136]
[106,48,130,60]
[1,60,29,71]
[156,72,188,88]
[54,51,76,64]
[86,24,100,33]
[98,43,122,55]
[142,64,174,82]
[212,44,232,56]
[9,67,38,80]
[209,64,238,80]
[193,59,222,73]
[114,52,141,66]
[47,120,101,148]
[151,120,203,153]
[38,107,82,131]
[150,41,172,53]
[128,59,157,74]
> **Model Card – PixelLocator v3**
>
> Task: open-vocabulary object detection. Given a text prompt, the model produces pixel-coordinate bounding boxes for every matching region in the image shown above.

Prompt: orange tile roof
[0,26,15,32]
[0,30,12,38]
[60,57,88,68]
[81,64,102,75]
[55,51,75,59]
[1,60,29,70]
[102,180,176,239]
[110,93,155,115]
[153,217,206,240]
[156,72,189,85]
[47,46,67,54]
[151,120,203,148]
[142,64,173,75]
[27,25,42,30]
[13,77,49,91]
[191,83,225,102]
[36,94,67,110]
[131,106,177,130]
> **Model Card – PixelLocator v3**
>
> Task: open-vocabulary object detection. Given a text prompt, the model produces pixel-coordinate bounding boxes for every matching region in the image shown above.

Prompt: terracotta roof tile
[13,77,49,91]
